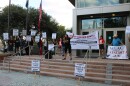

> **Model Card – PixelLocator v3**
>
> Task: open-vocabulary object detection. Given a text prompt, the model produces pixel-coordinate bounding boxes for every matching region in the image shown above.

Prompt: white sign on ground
[74,63,86,77]
[106,46,128,59]
[71,31,99,50]
[3,33,9,40]
[31,60,40,72]
[13,29,19,36]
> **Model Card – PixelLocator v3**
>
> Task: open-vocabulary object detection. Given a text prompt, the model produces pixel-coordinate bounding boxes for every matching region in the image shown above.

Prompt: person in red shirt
[99,35,105,57]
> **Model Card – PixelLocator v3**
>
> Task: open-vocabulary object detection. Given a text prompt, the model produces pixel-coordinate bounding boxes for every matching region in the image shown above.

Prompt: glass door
[105,31,114,52]
[117,31,125,44]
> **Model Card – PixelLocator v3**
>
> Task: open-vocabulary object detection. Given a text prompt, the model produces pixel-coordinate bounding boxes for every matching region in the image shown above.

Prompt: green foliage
[0,4,67,39]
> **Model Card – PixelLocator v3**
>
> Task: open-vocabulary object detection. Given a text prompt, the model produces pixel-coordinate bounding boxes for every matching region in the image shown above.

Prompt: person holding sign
[62,34,74,60]
[111,34,124,46]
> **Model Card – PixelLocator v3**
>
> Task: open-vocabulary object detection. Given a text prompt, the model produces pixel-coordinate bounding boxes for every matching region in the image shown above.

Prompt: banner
[106,46,128,59]
[3,33,9,40]
[74,63,86,77]
[71,31,99,50]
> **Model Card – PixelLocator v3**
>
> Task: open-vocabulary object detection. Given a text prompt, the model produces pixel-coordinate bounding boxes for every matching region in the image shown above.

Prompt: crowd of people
[2,33,125,60]
[4,36,35,55]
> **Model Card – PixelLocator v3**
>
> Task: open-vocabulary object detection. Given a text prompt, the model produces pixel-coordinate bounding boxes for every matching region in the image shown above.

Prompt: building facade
[69,0,130,57]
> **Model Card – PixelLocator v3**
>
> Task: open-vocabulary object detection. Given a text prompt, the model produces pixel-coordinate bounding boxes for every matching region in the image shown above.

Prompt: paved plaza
[0,70,119,86]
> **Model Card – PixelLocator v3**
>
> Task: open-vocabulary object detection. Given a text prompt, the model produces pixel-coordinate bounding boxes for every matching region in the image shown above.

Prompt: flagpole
[26,0,29,35]
[8,0,11,33]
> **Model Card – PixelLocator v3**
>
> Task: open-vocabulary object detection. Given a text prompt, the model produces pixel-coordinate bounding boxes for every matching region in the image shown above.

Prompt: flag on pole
[26,0,29,8]
[38,0,42,31]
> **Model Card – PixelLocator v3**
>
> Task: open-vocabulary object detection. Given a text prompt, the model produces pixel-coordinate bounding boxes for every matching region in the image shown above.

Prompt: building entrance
[104,28,125,52]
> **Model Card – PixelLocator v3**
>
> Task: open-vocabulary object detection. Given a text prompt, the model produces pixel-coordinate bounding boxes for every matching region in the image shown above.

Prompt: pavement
[0,70,119,86]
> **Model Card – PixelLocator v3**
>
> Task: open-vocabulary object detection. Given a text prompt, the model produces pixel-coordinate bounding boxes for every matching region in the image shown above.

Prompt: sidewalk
[0,70,118,86]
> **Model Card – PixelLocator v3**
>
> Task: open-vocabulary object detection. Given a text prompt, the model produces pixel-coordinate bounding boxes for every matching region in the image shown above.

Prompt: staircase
[0,55,130,86]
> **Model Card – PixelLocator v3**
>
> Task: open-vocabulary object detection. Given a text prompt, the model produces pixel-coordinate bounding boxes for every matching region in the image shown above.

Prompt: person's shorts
[99,44,104,49]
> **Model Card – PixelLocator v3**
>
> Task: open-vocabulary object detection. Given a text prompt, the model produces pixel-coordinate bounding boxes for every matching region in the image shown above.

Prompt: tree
[0,5,67,39]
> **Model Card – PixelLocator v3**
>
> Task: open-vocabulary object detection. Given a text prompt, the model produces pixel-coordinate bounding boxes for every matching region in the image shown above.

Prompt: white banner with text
[106,46,128,59]
[70,31,99,50]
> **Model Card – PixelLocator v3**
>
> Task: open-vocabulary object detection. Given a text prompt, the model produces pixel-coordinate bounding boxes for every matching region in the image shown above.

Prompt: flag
[38,0,42,31]
[26,0,29,8]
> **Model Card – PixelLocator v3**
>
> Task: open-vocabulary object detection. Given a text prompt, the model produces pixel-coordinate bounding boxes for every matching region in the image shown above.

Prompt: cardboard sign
[31,60,40,72]
[106,46,128,59]
[52,33,56,39]
[3,33,9,40]
[42,32,46,38]
[35,36,40,42]
[22,30,27,36]
[26,35,31,42]
[31,30,36,36]
[13,29,19,36]
[74,63,86,77]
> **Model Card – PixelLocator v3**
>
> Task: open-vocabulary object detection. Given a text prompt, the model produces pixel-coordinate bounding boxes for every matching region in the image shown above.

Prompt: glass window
[81,16,127,29]
[82,19,103,30]
[76,0,130,8]
[104,17,127,28]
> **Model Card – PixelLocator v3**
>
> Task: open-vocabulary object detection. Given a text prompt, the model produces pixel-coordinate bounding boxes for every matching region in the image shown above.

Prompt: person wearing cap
[111,34,123,46]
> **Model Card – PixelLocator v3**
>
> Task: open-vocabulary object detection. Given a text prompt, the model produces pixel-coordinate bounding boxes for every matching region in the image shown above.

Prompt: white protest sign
[3,33,9,40]
[48,44,54,51]
[66,32,73,38]
[71,31,99,50]
[31,30,36,36]
[126,26,130,34]
[106,46,128,59]
[22,30,27,36]
[42,32,46,38]
[26,35,31,42]
[52,33,56,39]
[74,63,86,77]
[31,60,40,72]
[13,29,19,36]
[35,36,40,42]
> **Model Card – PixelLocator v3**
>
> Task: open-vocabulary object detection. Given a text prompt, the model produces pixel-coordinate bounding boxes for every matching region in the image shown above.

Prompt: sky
[0,0,74,29]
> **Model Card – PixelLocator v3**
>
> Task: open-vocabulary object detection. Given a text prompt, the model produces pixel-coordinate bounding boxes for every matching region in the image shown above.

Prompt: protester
[62,34,74,60]
[61,37,65,56]
[58,38,62,55]
[15,36,20,55]
[8,36,14,52]
[29,37,34,55]
[111,34,123,46]
[99,35,105,57]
